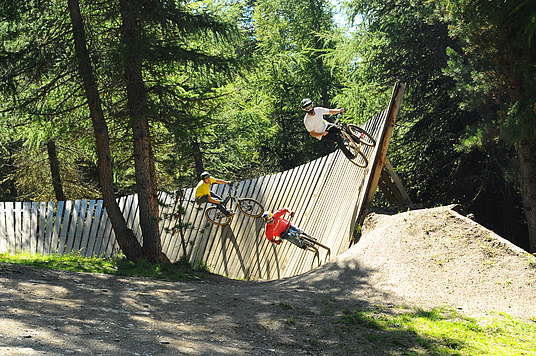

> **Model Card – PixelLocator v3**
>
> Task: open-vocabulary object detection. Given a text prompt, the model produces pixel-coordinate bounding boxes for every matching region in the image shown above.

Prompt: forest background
[0,0,535,261]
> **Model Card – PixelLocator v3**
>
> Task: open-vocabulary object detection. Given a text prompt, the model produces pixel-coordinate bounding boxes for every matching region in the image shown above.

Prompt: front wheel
[347,124,376,147]
[237,198,264,217]
[205,207,232,226]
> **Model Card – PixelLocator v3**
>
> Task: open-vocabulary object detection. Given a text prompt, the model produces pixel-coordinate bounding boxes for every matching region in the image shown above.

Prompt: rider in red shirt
[262,208,306,249]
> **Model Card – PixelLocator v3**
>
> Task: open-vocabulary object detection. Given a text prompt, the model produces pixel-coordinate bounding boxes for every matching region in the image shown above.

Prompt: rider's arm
[213,178,230,184]
[327,108,344,115]
[308,130,328,138]
[272,208,290,219]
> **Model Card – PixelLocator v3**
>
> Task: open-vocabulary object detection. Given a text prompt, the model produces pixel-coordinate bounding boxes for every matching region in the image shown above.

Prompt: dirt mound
[277,205,536,319]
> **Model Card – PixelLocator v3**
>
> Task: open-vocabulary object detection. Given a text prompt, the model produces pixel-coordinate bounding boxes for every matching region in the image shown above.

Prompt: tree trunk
[517,139,536,252]
[191,137,204,178]
[46,140,66,202]
[118,0,167,263]
[67,0,143,261]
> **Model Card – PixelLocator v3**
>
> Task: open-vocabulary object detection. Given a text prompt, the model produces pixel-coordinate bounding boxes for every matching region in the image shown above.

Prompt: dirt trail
[1,205,535,355]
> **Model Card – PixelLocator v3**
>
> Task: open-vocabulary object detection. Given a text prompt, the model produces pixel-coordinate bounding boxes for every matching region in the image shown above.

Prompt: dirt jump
[1,205,535,355]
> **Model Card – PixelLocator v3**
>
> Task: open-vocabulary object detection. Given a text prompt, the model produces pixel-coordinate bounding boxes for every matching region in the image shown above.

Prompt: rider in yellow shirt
[195,171,234,216]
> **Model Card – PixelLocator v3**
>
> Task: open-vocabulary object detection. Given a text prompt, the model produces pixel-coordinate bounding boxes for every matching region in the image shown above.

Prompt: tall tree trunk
[118,0,167,263]
[191,137,204,177]
[46,140,66,201]
[517,139,536,253]
[67,0,143,261]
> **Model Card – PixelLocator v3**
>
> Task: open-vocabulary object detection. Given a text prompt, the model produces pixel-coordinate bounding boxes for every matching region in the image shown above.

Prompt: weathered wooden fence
[0,84,404,280]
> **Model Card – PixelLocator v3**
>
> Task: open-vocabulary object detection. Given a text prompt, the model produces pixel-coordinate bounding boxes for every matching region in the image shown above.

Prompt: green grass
[0,253,209,281]
[338,306,536,355]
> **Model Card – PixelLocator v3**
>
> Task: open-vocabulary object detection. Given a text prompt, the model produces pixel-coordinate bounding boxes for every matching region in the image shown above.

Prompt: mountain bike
[327,114,376,168]
[204,184,264,226]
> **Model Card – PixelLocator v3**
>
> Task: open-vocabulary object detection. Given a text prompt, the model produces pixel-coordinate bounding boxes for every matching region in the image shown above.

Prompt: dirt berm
[1,205,535,355]
[276,204,536,319]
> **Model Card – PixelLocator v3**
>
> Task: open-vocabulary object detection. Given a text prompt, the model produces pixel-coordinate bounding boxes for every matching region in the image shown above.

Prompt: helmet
[301,98,313,111]
[261,211,273,222]
[200,171,210,179]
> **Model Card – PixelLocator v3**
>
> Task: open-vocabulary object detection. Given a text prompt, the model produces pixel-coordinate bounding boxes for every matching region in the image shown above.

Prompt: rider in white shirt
[302,98,356,159]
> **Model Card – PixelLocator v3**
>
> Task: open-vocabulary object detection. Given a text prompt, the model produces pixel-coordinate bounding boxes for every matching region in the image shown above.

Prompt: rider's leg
[287,224,304,235]
[281,230,306,249]
[208,193,233,216]
[324,128,356,160]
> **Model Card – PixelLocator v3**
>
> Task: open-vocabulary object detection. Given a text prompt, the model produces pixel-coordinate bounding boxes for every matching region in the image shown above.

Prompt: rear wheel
[205,207,232,226]
[347,124,376,147]
[237,198,264,217]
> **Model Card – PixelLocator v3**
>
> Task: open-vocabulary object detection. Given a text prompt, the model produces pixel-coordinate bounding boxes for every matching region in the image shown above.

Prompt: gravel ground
[1,205,535,355]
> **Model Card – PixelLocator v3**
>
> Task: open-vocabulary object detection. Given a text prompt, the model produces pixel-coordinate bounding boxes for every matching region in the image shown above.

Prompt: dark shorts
[196,195,209,204]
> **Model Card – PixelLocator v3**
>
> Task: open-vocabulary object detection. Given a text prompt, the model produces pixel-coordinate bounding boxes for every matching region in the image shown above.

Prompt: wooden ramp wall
[0,84,404,280]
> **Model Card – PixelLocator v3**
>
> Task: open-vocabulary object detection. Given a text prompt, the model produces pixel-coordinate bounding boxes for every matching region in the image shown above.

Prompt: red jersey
[265,208,290,243]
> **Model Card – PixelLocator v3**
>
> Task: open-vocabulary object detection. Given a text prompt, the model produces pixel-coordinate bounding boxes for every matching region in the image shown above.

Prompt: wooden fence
[0,85,404,279]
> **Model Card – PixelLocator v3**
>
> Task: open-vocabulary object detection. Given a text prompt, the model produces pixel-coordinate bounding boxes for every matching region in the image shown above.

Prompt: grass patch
[0,253,208,281]
[338,306,536,355]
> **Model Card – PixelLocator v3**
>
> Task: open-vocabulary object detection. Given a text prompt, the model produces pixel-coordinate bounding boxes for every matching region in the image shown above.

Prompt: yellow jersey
[195,177,217,198]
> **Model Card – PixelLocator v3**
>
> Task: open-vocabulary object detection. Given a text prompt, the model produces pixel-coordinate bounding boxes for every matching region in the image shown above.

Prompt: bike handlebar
[326,114,342,131]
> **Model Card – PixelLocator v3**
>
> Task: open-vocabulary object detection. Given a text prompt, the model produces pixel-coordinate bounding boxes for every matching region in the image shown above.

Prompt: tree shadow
[1,254,485,355]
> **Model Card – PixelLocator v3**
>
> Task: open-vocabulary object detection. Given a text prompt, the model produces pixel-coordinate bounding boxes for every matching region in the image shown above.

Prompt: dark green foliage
[339,0,530,248]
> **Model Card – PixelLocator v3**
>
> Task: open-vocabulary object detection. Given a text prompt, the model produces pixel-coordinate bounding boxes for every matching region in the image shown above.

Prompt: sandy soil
[1,205,535,355]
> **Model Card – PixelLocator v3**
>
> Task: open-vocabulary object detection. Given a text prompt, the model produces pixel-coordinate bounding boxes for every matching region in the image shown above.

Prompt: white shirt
[303,107,330,140]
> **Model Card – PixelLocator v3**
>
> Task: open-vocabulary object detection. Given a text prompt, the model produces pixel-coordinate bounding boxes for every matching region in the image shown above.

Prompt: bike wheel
[342,135,369,168]
[205,207,232,226]
[349,145,368,168]
[237,198,264,217]
[347,124,376,147]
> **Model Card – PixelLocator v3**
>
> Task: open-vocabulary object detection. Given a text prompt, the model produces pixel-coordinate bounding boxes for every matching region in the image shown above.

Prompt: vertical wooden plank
[74,200,90,252]
[163,192,181,261]
[21,202,32,252]
[43,201,55,254]
[173,188,201,263]
[0,202,6,253]
[4,202,15,254]
[30,202,39,254]
[122,195,137,243]
[100,209,115,257]
[79,199,96,256]
[86,200,104,256]
[58,200,73,254]
[93,204,110,256]
[130,194,143,241]
[159,192,176,257]
[36,202,47,254]
[65,200,82,253]
[182,188,208,263]
[51,201,65,254]
[14,202,23,253]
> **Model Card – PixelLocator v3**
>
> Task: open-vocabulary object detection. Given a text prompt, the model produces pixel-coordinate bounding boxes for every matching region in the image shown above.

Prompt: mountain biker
[262,208,307,249]
[195,171,234,216]
[301,98,357,160]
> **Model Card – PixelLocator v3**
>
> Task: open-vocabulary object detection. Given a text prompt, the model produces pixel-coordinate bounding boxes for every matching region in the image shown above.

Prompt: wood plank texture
[0,84,403,279]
